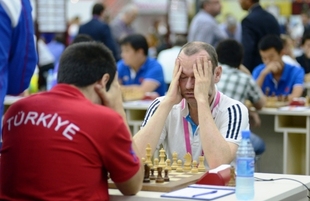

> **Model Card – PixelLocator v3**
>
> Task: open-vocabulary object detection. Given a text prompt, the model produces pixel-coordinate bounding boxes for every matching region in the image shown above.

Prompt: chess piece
[143,164,150,183]
[198,156,206,172]
[165,159,172,171]
[158,148,166,168]
[156,167,164,183]
[164,169,170,182]
[183,153,192,172]
[191,160,198,173]
[145,144,153,168]
[150,168,156,180]
[153,158,159,169]
[171,152,178,170]
[176,159,183,172]
[227,166,236,187]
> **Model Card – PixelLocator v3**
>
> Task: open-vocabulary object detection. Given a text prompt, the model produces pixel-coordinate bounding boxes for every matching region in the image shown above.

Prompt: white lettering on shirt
[24,112,38,125]
[36,113,52,127]
[5,111,80,141]
[62,123,80,140]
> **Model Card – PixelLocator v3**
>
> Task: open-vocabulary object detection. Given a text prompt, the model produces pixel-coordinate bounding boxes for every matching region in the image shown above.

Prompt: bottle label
[236,157,254,177]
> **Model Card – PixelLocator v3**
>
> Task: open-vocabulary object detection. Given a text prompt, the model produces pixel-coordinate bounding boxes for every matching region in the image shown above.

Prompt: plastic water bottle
[236,130,255,201]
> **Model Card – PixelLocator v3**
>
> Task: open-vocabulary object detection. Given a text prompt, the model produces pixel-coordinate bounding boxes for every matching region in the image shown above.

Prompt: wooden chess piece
[143,163,150,183]
[198,156,206,172]
[150,168,156,180]
[183,153,192,172]
[171,152,178,170]
[176,159,183,172]
[165,159,172,171]
[164,169,170,182]
[156,167,164,183]
[227,166,236,187]
[145,144,153,168]
[153,158,159,169]
[191,160,198,173]
[158,148,166,168]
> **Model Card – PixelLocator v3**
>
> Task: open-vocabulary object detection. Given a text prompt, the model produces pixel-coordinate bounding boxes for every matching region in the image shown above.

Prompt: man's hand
[193,57,212,103]
[95,74,123,112]
[164,59,183,105]
[264,61,282,74]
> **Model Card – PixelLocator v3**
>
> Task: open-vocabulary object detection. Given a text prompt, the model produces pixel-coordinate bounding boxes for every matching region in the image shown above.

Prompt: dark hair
[179,41,218,71]
[301,34,310,45]
[216,39,243,68]
[258,34,283,53]
[72,34,93,44]
[119,34,149,56]
[57,42,116,90]
[92,3,105,16]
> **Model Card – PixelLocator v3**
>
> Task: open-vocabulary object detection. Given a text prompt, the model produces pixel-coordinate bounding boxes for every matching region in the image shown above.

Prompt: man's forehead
[178,51,210,65]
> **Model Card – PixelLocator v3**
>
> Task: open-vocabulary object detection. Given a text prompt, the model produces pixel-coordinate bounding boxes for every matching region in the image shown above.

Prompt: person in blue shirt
[0,0,37,140]
[117,34,167,96]
[253,34,304,101]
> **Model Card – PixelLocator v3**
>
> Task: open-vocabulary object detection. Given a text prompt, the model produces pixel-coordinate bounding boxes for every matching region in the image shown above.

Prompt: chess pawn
[171,152,178,170]
[198,156,206,172]
[176,159,183,172]
[153,158,159,169]
[158,148,166,168]
[191,160,198,173]
[145,144,153,168]
[141,157,145,164]
[165,159,172,171]
[150,168,156,180]
[164,169,170,182]
[143,163,150,183]
[156,167,164,183]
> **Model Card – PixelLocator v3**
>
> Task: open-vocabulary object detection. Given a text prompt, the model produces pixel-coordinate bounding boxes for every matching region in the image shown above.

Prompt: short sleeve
[103,120,140,183]
[143,62,164,85]
[217,103,249,145]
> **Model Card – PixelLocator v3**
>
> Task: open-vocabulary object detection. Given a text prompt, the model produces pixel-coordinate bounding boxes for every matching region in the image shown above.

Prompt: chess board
[108,170,205,192]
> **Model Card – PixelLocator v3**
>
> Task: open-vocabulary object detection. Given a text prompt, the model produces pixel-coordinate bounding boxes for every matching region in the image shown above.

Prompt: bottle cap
[241,130,251,139]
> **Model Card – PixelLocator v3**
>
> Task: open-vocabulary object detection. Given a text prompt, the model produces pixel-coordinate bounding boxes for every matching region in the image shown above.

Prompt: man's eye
[180,77,187,80]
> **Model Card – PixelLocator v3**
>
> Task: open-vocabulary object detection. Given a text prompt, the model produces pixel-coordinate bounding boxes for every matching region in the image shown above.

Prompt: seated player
[0,42,144,200]
[117,33,167,96]
[296,34,310,81]
[131,41,250,169]
[253,34,305,101]
[216,39,266,156]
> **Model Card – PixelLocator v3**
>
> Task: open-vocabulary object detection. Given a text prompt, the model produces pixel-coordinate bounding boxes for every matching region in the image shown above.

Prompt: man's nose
[185,78,194,89]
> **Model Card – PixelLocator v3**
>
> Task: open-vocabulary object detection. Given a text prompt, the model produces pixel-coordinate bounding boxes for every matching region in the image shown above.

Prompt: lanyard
[182,91,221,156]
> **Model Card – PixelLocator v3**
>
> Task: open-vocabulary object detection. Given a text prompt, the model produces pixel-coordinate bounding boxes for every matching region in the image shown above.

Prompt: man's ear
[214,66,222,83]
[98,73,110,88]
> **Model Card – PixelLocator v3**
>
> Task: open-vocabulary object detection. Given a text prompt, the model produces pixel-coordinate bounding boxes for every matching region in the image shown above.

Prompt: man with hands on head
[133,41,249,169]
[1,42,144,201]
[253,35,304,101]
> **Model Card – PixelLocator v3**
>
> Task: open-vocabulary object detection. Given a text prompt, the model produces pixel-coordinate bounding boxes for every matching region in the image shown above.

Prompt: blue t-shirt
[117,58,167,96]
[252,63,305,96]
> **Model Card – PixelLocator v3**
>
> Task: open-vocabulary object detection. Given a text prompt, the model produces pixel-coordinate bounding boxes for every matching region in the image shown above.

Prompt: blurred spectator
[188,0,227,47]
[111,4,138,60]
[296,34,310,76]
[253,35,304,101]
[301,9,310,37]
[219,13,242,43]
[117,34,166,96]
[281,34,301,67]
[0,0,37,144]
[78,3,118,61]
[216,39,266,156]
[239,0,280,73]
[47,34,66,65]
[157,35,187,85]
[67,16,80,44]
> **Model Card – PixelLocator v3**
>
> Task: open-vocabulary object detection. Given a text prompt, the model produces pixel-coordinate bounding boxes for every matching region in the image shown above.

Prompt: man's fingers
[173,59,180,77]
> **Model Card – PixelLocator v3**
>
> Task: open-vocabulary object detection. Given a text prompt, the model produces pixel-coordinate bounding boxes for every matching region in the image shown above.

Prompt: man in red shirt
[0,42,144,200]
